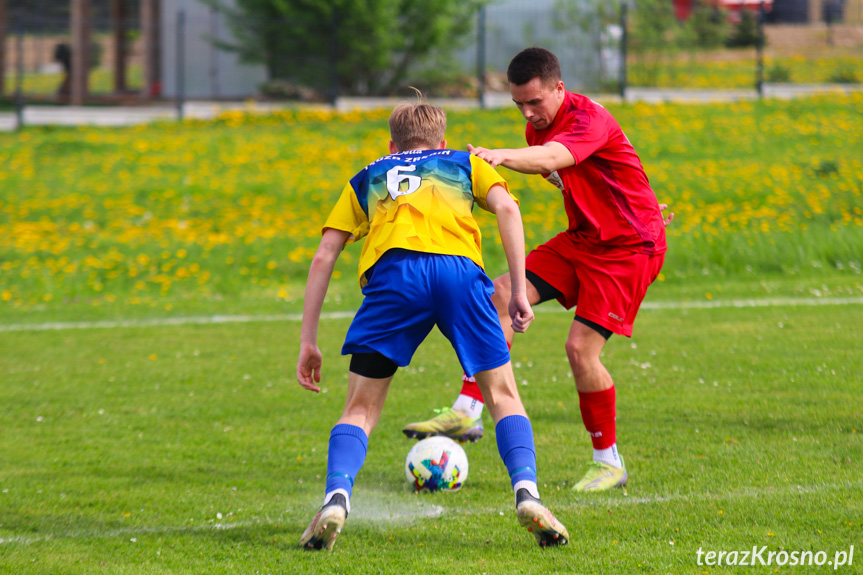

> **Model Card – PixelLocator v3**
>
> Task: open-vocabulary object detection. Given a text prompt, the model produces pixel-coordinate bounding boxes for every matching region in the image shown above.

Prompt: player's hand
[659,203,674,227]
[297,342,323,393]
[509,292,535,333]
[467,143,505,168]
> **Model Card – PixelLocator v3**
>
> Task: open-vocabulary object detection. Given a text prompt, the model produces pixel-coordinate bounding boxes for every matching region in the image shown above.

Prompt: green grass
[2,66,143,98]
[1,95,862,325]
[4,54,860,96]
[1,301,861,574]
[629,53,863,89]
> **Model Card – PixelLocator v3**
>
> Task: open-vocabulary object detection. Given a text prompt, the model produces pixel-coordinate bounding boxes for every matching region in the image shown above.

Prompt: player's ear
[389,140,398,154]
[439,139,447,149]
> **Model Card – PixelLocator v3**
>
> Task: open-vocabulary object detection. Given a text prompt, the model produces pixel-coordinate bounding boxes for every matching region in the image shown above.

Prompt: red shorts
[525,232,665,337]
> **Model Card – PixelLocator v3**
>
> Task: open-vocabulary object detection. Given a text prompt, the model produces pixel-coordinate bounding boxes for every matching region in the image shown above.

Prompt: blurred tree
[725,9,761,48]
[206,0,485,97]
[683,2,728,50]
[627,0,680,86]
[553,0,622,92]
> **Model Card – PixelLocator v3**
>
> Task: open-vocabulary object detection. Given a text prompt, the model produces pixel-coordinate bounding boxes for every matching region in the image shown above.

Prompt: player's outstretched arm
[297,228,350,393]
[468,142,574,175]
[486,185,534,333]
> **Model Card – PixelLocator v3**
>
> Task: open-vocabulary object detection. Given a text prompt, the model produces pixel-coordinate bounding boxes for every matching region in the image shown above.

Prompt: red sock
[458,342,511,404]
[459,374,484,403]
[578,386,617,449]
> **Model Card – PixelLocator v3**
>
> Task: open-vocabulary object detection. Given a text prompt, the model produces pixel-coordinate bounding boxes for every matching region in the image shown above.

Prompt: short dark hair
[507,47,561,87]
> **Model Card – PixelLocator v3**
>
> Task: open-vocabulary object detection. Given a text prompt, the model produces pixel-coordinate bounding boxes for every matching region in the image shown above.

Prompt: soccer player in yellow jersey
[296,96,569,550]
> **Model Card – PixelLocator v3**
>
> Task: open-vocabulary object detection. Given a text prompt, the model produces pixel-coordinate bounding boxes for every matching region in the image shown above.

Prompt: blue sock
[325,424,369,497]
[495,415,538,487]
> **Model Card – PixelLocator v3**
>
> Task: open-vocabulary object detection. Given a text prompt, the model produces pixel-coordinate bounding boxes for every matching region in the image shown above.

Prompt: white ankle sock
[513,479,540,504]
[453,394,484,419]
[593,444,622,469]
[323,488,351,513]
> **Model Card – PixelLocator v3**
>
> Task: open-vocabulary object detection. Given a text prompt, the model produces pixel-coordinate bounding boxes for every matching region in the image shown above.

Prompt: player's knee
[565,338,594,373]
[566,339,606,382]
[564,338,584,366]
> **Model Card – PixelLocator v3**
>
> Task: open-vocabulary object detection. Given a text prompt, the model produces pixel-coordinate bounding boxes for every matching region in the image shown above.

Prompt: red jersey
[526,91,666,256]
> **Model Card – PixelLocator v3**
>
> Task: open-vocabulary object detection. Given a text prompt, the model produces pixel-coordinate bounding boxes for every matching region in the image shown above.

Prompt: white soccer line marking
[1,297,861,333]
[0,311,351,332]
[639,296,863,310]
[1,481,858,546]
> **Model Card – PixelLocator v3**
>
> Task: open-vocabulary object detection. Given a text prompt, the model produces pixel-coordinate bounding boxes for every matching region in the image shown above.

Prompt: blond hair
[388,89,447,152]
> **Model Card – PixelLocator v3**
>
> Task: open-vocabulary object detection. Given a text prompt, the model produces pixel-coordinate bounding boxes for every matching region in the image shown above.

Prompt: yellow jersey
[323,149,516,286]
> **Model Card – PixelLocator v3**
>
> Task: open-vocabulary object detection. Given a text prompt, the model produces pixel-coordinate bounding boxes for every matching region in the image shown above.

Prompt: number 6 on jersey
[387,165,421,199]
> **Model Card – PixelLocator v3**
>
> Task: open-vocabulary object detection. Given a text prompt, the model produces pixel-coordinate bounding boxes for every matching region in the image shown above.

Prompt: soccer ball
[405,436,468,492]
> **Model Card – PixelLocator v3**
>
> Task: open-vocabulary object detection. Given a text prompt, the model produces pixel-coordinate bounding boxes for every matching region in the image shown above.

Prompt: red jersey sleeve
[549,104,609,165]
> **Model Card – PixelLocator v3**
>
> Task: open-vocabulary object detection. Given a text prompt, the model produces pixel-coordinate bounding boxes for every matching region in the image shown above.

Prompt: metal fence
[467,0,624,96]
[623,1,863,93]
[2,0,862,109]
[1,14,144,101]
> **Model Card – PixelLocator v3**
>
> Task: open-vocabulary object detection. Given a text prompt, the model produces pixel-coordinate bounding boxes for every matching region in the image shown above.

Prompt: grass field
[1,302,861,574]
[1,95,862,573]
[1,95,862,322]
[3,51,860,97]
[629,53,863,89]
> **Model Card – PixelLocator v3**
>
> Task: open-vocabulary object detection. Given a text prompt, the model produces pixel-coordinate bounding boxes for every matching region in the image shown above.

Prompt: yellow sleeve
[470,155,519,212]
[322,182,370,243]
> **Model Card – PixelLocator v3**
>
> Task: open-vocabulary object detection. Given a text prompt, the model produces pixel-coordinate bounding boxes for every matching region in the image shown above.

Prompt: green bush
[686,5,729,50]
[767,63,792,82]
[827,65,860,84]
[725,10,761,48]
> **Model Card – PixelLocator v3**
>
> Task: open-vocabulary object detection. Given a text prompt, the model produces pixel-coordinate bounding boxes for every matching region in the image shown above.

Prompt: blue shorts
[342,249,510,377]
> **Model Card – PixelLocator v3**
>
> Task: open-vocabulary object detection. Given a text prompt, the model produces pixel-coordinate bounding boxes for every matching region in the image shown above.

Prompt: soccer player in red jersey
[403,47,673,491]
